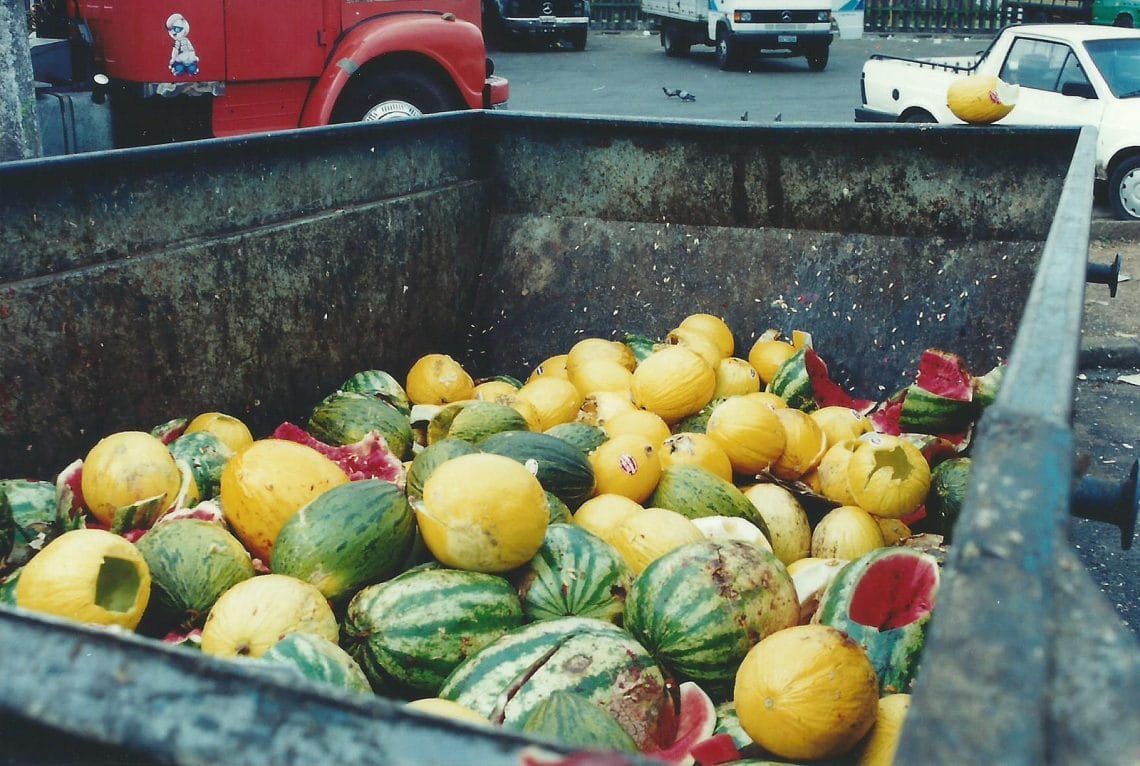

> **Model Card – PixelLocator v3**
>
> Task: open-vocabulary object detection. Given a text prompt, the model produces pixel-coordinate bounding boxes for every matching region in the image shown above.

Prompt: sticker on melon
[768,347,875,414]
[814,547,940,694]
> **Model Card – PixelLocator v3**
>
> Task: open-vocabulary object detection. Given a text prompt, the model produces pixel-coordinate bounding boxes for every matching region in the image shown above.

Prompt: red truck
[31,0,509,151]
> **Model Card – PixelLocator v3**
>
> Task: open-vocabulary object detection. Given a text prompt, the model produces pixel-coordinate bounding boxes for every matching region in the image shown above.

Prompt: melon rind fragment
[814,547,940,694]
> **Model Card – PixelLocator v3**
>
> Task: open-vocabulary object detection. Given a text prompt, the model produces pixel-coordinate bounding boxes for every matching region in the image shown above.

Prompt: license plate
[778,34,797,43]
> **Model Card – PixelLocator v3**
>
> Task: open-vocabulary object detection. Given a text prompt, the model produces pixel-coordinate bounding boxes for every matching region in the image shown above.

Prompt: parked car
[856,23,1140,220]
[482,0,590,50]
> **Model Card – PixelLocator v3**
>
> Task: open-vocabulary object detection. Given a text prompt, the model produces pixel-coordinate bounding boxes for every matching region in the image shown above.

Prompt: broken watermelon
[814,547,940,694]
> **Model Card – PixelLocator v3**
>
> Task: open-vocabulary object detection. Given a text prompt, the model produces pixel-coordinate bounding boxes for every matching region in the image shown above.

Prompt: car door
[998,37,1105,127]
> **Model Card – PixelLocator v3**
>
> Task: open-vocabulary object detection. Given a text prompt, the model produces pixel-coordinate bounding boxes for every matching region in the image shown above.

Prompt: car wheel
[1114,12,1134,26]
[716,27,743,71]
[901,109,936,123]
[662,25,691,57]
[568,28,588,51]
[332,69,460,123]
[806,44,829,72]
[1109,156,1140,220]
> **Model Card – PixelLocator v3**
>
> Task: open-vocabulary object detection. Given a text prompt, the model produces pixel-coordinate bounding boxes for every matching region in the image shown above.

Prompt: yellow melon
[568,359,635,397]
[857,694,912,766]
[588,433,662,504]
[809,406,872,448]
[630,345,716,423]
[81,430,184,528]
[184,412,254,454]
[610,507,706,574]
[734,624,879,761]
[659,432,734,482]
[770,408,828,482]
[572,494,645,547]
[528,353,570,382]
[200,573,339,658]
[16,528,151,630]
[706,395,787,475]
[748,335,798,384]
[947,75,1018,125]
[712,357,762,399]
[416,453,548,573]
[518,376,585,431]
[603,409,672,451]
[846,433,931,520]
[742,483,812,566]
[677,312,735,358]
[666,327,724,367]
[577,390,638,428]
[406,698,493,727]
[406,353,475,405]
[811,505,886,560]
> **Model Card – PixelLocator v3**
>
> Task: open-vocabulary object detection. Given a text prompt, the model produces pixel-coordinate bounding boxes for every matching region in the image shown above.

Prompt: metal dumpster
[0,112,1137,765]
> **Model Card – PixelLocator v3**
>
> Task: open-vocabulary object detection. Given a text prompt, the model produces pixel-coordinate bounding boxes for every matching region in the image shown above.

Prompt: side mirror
[1061,81,1097,99]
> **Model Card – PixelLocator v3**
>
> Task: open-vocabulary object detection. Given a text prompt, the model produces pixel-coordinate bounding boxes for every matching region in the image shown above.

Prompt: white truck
[855,23,1140,220]
[640,0,834,71]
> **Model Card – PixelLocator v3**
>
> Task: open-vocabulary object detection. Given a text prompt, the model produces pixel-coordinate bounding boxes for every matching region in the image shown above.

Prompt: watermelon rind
[270,479,416,603]
[343,566,524,698]
[427,401,529,445]
[898,385,976,435]
[259,631,372,694]
[544,422,608,455]
[0,479,70,571]
[814,547,940,694]
[515,522,633,625]
[624,540,799,693]
[168,431,235,501]
[517,690,638,753]
[439,616,670,751]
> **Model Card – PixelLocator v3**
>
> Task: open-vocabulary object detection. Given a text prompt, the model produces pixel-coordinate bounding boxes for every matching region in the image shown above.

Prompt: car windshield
[1084,38,1140,98]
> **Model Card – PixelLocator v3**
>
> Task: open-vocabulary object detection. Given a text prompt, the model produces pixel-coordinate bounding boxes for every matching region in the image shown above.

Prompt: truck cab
[42,0,508,149]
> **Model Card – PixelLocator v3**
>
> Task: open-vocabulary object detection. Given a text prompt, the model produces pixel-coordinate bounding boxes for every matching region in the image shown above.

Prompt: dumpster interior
[1,113,1137,765]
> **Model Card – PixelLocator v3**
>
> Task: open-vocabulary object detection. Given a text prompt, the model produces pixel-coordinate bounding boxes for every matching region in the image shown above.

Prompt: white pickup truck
[856,24,1140,220]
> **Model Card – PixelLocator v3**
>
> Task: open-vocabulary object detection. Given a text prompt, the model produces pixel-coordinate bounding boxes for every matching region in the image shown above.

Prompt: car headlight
[818,10,830,21]
[735,10,752,21]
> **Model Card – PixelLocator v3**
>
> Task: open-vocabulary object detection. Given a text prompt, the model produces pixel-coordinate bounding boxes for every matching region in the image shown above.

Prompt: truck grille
[507,0,584,16]
[743,10,824,22]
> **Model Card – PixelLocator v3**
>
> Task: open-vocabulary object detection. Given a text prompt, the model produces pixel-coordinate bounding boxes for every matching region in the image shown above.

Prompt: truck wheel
[332,70,461,123]
[1114,12,1134,26]
[568,28,588,51]
[716,27,744,71]
[662,25,691,57]
[806,44,829,72]
[901,109,936,123]
[1109,156,1140,220]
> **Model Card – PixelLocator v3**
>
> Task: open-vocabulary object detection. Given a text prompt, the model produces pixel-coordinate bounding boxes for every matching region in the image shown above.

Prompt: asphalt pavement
[492,29,1140,639]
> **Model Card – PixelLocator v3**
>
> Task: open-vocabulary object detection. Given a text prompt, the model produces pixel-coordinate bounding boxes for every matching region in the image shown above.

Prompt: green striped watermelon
[0,569,19,605]
[134,518,255,633]
[922,457,971,542]
[308,390,414,460]
[671,400,719,435]
[515,522,633,625]
[479,430,596,509]
[648,466,771,540]
[259,631,372,694]
[342,566,524,697]
[898,384,976,435]
[622,332,660,363]
[270,479,415,603]
[814,547,940,694]
[624,540,799,694]
[518,690,638,752]
[769,348,874,413]
[341,369,412,416]
[972,361,1005,409]
[544,492,573,525]
[0,479,72,570]
[427,401,529,445]
[543,422,608,455]
[438,616,671,751]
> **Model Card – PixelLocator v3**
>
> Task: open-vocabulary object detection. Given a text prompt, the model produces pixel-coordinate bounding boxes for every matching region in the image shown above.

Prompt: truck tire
[901,109,936,123]
[806,44,829,72]
[1108,156,1140,220]
[568,28,588,51]
[331,69,461,123]
[1114,12,1134,26]
[662,25,691,57]
[716,27,745,71]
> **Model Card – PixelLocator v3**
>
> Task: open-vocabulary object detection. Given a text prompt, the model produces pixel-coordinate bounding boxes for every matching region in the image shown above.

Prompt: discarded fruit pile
[0,313,1003,765]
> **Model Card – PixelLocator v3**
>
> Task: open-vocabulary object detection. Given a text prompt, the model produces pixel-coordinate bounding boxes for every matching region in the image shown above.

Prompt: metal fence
[857,0,1002,33]
[591,0,1007,33]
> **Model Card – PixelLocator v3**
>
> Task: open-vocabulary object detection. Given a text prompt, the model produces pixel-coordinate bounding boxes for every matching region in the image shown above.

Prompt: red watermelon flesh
[272,422,404,483]
[848,553,938,631]
[644,682,717,766]
[804,350,877,413]
[915,349,973,401]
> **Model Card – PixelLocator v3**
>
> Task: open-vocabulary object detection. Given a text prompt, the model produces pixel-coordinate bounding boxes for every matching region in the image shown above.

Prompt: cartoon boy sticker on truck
[166,13,199,76]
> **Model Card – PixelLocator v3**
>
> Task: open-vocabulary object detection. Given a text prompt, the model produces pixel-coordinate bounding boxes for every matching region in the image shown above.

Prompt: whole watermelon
[342,566,524,697]
[514,523,632,625]
[624,540,799,693]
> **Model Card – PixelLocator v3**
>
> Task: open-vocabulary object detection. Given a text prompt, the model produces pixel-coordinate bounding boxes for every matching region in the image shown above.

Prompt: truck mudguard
[300,13,487,126]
